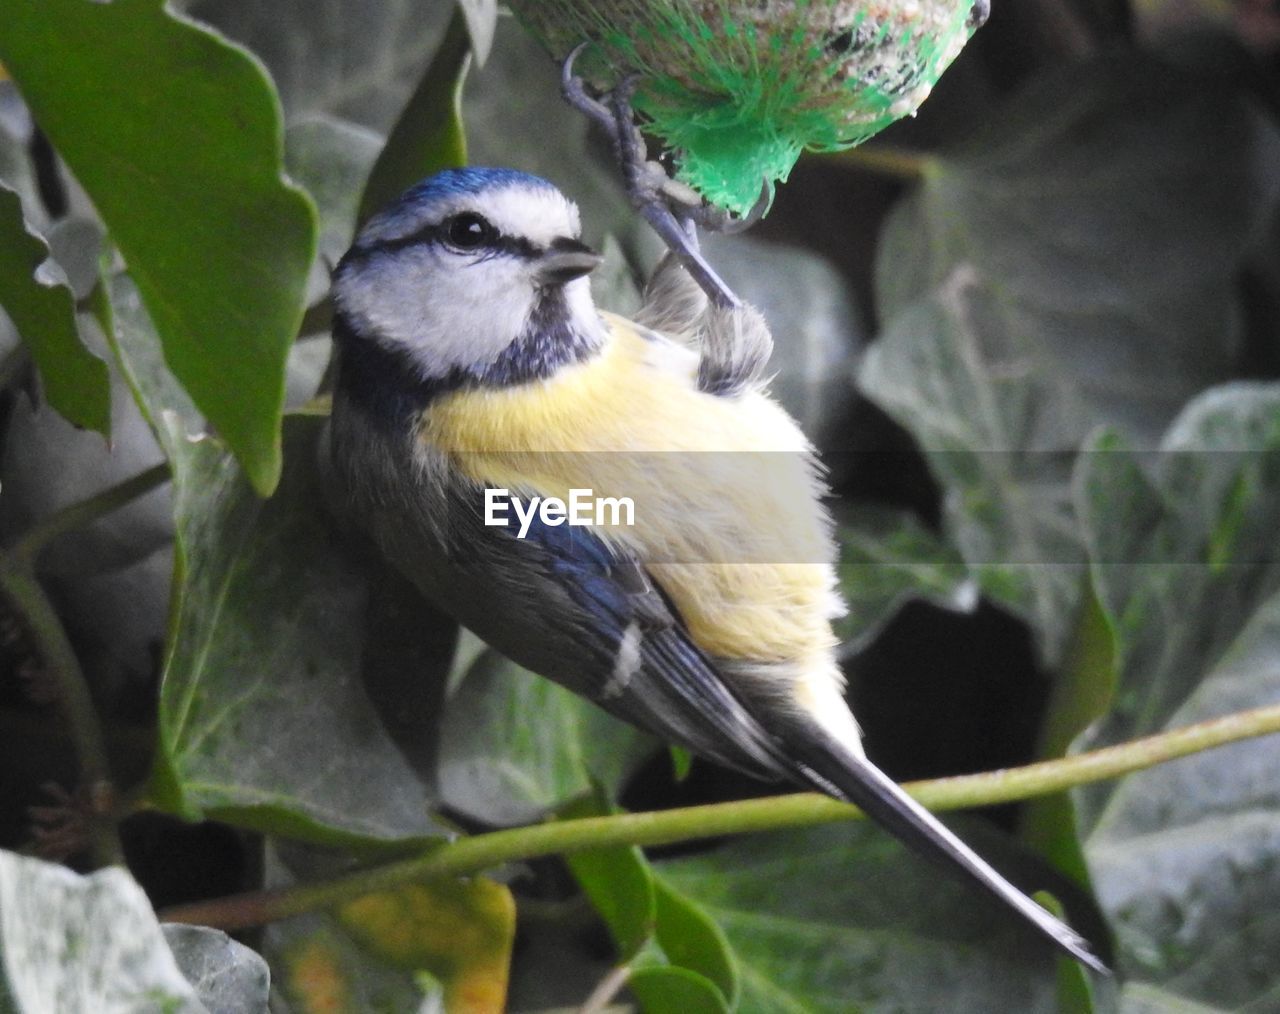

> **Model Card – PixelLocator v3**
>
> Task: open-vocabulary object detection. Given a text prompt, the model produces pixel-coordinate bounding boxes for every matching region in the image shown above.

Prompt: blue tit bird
[324,166,1105,972]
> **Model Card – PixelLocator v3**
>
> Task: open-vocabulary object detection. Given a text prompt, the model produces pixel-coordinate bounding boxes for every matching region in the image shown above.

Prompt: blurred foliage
[0,0,1278,1011]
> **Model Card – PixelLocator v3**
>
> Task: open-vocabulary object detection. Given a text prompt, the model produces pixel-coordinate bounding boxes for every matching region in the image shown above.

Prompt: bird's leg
[561,43,742,309]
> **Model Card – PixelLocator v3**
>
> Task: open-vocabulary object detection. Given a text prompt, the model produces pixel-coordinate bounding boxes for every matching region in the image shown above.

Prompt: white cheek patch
[337,178,596,378]
[338,249,537,376]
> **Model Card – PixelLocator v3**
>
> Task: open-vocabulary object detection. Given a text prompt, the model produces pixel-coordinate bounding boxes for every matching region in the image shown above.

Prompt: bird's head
[333,167,605,386]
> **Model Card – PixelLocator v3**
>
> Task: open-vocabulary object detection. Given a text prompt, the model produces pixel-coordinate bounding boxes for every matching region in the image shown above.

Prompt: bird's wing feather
[459,501,792,781]
[331,407,791,781]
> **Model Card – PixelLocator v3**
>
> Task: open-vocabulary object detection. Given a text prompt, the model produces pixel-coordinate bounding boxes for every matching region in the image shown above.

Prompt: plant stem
[0,557,121,865]
[0,462,171,864]
[580,964,632,1014]
[159,703,1280,931]
[11,462,170,565]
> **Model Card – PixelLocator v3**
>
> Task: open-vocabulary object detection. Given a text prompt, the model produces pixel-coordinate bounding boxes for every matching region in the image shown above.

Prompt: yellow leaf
[338,877,515,1014]
[284,934,353,1014]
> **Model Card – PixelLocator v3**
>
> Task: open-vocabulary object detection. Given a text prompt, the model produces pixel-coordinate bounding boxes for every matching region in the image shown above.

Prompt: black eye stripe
[349,218,543,261]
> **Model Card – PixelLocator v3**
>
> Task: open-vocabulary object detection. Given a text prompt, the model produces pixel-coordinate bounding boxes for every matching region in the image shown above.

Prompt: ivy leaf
[261,838,513,1012]
[335,878,515,1013]
[189,0,454,130]
[1073,384,1280,1008]
[438,645,656,825]
[149,414,445,844]
[834,504,977,652]
[657,823,1077,1012]
[357,6,471,225]
[650,878,738,1009]
[0,850,203,1012]
[0,0,317,493]
[862,51,1280,663]
[0,185,109,434]
[107,273,445,846]
[562,797,738,1011]
[285,116,384,275]
[162,925,271,1014]
[861,274,1088,663]
[561,796,657,963]
[628,965,730,1014]
[269,922,440,1013]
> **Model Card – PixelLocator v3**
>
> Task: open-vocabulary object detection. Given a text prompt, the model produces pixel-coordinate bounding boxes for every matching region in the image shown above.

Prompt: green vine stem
[0,558,121,865]
[161,702,1280,931]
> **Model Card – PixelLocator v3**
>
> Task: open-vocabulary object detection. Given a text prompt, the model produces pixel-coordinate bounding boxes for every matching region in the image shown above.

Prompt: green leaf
[357,6,470,224]
[629,965,730,1014]
[652,878,738,1009]
[285,116,384,273]
[162,925,271,1013]
[658,823,1067,1013]
[833,505,976,651]
[1119,982,1231,1013]
[107,274,445,845]
[0,0,317,494]
[190,0,455,130]
[103,275,201,443]
[861,51,1280,663]
[1074,384,1280,1007]
[438,647,656,825]
[860,277,1088,663]
[877,55,1278,439]
[152,414,445,844]
[1033,892,1097,1014]
[562,797,657,962]
[0,850,203,1012]
[0,118,45,227]
[562,797,737,1006]
[1019,582,1117,891]
[670,745,693,782]
[0,186,109,434]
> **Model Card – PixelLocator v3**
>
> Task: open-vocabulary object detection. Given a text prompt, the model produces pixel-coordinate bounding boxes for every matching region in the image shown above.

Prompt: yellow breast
[418,313,841,663]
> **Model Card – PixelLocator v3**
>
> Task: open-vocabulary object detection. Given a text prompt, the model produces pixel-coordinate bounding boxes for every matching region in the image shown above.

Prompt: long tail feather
[781,719,1108,973]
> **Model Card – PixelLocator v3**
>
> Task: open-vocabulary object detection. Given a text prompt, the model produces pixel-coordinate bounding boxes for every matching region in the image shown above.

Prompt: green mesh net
[509,1,985,214]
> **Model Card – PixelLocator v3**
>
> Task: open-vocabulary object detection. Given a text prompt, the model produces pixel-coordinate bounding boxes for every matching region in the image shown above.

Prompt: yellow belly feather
[418,313,842,664]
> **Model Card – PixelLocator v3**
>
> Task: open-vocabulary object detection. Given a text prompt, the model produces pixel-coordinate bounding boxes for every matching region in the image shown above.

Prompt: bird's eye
[445,212,496,250]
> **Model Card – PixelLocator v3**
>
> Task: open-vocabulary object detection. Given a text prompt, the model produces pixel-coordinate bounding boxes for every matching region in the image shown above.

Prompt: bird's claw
[561,42,614,129]
[689,183,771,235]
[561,42,747,309]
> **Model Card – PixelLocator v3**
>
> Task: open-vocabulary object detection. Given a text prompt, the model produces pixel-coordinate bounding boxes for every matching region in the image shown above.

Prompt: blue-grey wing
[477,507,789,780]
[326,414,788,781]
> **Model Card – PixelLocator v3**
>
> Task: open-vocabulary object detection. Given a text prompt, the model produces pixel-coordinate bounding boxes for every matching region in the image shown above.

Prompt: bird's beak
[533,237,603,286]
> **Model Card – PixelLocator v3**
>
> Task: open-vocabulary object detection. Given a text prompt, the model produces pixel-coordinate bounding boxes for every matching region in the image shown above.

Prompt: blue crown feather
[395,167,556,210]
